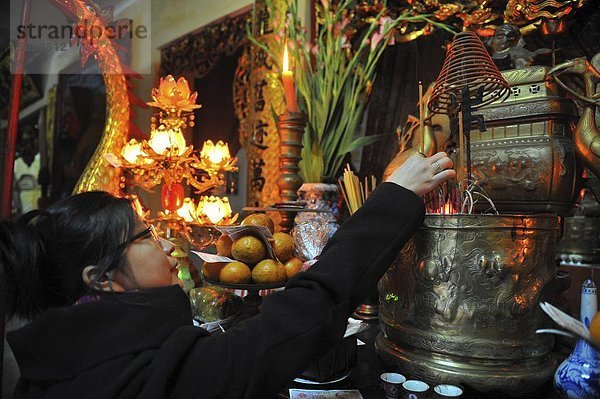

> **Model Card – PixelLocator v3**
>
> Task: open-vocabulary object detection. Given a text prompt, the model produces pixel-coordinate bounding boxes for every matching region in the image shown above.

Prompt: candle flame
[443,202,455,215]
[283,45,290,72]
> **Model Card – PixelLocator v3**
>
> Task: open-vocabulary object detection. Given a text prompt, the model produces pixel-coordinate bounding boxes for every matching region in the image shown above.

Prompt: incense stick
[339,165,376,215]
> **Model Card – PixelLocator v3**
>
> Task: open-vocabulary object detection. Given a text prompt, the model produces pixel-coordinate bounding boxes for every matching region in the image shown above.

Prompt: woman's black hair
[0,191,138,319]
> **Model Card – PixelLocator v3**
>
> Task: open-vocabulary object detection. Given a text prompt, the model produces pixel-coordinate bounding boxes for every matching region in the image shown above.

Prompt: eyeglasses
[119,225,160,249]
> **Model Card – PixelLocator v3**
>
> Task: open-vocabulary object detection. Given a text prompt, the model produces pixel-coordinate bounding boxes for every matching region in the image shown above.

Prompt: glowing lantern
[200,140,231,170]
[176,198,197,222]
[122,139,145,164]
[197,196,233,225]
[148,127,186,156]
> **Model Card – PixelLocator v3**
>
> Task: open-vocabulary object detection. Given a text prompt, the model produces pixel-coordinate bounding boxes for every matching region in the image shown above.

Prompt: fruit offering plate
[200,273,285,291]
[216,225,276,258]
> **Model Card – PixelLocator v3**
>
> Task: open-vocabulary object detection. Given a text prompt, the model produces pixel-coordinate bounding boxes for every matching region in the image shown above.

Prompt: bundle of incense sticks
[338,165,377,215]
[424,181,461,215]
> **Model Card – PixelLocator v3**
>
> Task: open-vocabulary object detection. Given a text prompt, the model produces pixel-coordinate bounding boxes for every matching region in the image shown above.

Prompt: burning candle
[419,81,424,154]
[282,44,299,113]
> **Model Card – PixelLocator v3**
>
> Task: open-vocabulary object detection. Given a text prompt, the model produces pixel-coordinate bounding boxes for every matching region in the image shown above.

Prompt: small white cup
[380,373,407,399]
[434,384,464,398]
[402,380,430,399]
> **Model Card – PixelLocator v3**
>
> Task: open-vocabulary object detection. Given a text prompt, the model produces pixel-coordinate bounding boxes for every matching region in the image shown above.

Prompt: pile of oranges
[202,213,303,285]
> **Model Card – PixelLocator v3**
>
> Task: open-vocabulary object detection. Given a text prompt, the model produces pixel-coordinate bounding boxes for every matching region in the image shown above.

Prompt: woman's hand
[385,152,456,197]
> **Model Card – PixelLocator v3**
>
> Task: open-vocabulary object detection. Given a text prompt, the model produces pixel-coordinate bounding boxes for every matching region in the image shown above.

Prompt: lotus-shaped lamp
[147,75,202,112]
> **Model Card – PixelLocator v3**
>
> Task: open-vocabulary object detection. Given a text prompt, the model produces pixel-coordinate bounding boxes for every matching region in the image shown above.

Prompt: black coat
[8,183,424,399]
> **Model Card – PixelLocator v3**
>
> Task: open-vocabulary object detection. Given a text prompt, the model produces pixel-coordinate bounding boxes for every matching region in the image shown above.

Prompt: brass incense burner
[377,214,560,396]
[471,66,582,215]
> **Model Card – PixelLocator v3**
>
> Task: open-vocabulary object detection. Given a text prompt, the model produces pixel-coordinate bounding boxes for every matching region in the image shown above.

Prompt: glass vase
[294,183,340,236]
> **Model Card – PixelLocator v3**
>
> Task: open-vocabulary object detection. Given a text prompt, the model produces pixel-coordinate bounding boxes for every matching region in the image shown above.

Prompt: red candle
[282,45,298,112]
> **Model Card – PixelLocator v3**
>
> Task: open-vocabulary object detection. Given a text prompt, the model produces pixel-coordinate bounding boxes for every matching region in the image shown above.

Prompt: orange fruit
[241,213,275,234]
[219,261,252,284]
[272,232,295,262]
[276,261,287,282]
[216,234,233,257]
[202,262,226,281]
[231,235,266,265]
[284,257,303,279]
[252,259,286,284]
[590,312,600,344]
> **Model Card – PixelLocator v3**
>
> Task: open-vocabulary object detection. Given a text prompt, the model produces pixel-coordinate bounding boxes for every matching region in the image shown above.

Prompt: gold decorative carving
[362,0,590,41]
[159,12,251,78]
[75,72,128,195]
[73,3,128,195]
[504,0,587,25]
[548,53,600,181]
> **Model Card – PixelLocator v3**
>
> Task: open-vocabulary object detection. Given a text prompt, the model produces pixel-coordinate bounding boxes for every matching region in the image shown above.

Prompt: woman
[1,152,454,399]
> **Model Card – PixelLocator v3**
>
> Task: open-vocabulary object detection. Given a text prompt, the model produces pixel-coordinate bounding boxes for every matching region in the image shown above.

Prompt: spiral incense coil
[428,31,510,114]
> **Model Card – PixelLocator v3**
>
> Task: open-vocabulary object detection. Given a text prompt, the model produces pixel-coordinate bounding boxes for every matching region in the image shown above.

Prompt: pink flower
[371,32,383,50]
[321,0,329,9]
[341,16,350,30]
[372,16,396,48]
[311,44,319,55]
[275,33,283,42]
[341,35,351,49]
[378,16,393,33]
[333,21,342,35]
[333,17,350,36]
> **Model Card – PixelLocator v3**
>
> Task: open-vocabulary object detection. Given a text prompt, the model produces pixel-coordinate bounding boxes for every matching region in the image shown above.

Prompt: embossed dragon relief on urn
[378,214,560,393]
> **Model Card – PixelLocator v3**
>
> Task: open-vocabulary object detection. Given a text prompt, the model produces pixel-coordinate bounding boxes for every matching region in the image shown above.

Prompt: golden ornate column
[235,0,287,211]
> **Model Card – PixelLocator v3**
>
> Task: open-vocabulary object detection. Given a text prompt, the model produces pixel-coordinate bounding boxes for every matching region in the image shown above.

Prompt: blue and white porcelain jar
[554,279,600,398]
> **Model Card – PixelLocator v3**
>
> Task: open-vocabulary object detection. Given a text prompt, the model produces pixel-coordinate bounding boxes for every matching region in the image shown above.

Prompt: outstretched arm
[154,153,454,399]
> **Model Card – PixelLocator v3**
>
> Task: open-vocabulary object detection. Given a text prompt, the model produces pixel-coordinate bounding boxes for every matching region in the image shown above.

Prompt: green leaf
[344,134,384,154]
